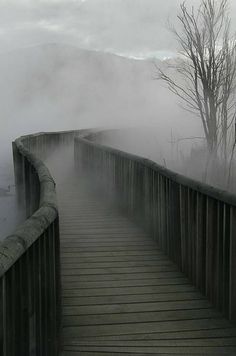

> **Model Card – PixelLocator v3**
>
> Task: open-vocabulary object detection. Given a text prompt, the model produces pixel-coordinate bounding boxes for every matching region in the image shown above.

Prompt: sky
[3,0,236,59]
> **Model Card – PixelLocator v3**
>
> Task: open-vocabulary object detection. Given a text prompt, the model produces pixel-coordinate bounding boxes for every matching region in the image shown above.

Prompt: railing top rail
[76,134,236,207]
[0,134,58,278]
[19,128,99,140]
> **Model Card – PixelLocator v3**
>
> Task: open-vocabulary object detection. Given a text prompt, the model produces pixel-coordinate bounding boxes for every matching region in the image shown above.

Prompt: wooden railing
[0,130,86,356]
[2,127,236,355]
[75,133,236,322]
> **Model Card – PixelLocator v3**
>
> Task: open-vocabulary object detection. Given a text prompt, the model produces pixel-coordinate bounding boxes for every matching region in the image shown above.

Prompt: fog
[0,0,235,238]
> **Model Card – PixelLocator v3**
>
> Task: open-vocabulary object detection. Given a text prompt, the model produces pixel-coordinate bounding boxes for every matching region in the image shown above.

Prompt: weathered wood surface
[59,176,236,355]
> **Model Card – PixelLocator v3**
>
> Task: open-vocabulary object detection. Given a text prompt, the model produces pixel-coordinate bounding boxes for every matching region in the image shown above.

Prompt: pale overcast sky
[0,0,236,58]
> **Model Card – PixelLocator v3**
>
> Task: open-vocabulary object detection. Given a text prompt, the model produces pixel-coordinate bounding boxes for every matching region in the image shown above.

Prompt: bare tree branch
[157,0,236,161]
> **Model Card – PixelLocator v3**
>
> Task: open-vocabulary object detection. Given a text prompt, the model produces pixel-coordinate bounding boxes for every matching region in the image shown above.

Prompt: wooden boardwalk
[58,175,236,355]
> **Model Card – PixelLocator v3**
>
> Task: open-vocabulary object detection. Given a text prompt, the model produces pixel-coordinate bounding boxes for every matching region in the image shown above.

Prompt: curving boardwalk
[4,130,236,355]
[58,175,236,356]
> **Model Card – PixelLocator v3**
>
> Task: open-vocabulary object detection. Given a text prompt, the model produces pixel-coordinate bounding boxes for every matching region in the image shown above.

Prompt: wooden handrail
[0,129,90,356]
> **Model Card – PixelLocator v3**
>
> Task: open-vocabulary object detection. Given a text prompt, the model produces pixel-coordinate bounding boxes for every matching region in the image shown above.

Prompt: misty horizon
[1,0,236,237]
[1,0,236,59]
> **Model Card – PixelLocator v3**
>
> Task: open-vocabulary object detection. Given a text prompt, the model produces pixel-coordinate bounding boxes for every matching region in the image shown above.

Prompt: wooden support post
[229,206,236,321]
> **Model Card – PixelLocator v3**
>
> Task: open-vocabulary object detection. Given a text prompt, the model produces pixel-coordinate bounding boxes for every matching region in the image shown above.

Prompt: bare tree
[158,0,236,163]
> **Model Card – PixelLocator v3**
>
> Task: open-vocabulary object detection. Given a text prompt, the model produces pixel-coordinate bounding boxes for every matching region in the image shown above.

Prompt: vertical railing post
[229,205,236,320]
[12,142,25,207]
[0,277,4,356]
[54,218,61,354]
[24,159,31,219]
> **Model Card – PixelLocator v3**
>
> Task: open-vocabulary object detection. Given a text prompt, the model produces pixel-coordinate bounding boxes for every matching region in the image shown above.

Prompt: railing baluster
[229,206,236,320]
[35,238,42,356]
[2,276,7,356]
[50,224,57,355]
[54,218,61,353]
[0,278,3,355]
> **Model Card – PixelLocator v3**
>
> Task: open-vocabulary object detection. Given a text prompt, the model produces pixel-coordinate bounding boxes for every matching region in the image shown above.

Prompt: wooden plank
[62,292,204,306]
[62,318,234,338]
[60,250,165,257]
[62,277,188,290]
[66,337,236,346]
[61,265,178,276]
[63,345,236,354]
[60,222,138,227]
[60,246,170,252]
[62,308,220,327]
[62,284,195,297]
[60,236,152,242]
[61,271,184,282]
[61,260,174,269]
[72,327,236,341]
[60,254,169,263]
[63,300,210,316]
[60,243,158,250]
[62,352,236,356]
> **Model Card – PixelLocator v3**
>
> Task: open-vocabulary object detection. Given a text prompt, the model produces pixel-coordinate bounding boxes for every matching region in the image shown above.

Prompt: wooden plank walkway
[58,175,236,355]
